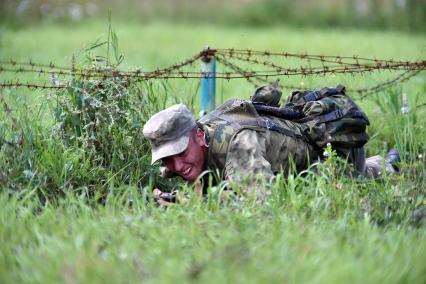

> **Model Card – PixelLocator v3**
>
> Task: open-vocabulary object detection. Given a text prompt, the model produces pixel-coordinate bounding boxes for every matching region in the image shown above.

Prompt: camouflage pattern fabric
[199,99,314,199]
[251,79,282,107]
[224,128,314,199]
[286,85,370,152]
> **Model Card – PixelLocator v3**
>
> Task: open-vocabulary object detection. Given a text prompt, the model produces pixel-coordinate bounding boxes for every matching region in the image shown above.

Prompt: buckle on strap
[317,109,344,123]
[264,118,275,130]
[316,109,370,124]
[260,118,305,140]
[303,85,345,103]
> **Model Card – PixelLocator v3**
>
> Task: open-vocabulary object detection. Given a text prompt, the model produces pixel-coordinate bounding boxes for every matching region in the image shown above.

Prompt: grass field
[0,20,425,283]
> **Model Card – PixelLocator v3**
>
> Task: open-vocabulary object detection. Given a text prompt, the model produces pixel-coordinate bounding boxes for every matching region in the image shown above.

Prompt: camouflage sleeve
[224,129,274,200]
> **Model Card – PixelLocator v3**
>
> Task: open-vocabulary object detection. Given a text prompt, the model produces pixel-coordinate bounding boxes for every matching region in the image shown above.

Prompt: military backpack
[250,82,370,155]
[282,84,370,153]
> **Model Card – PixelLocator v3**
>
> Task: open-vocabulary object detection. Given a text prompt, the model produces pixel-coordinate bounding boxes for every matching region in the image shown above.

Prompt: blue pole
[200,51,216,116]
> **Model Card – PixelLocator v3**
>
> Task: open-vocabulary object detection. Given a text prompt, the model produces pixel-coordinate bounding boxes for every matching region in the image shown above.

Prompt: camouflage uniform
[198,99,395,198]
[198,99,312,197]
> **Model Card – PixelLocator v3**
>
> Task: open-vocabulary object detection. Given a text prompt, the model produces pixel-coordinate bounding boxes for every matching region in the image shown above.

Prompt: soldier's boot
[385,148,401,172]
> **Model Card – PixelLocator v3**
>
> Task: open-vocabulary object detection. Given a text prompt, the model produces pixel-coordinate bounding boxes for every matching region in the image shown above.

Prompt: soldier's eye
[177,150,187,157]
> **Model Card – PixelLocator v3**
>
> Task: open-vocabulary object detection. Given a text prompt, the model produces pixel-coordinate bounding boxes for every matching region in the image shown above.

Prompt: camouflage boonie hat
[143,104,196,165]
[251,79,282,107]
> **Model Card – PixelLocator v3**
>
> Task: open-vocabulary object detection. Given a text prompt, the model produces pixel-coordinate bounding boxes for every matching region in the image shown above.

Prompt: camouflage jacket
[198,99,315,199]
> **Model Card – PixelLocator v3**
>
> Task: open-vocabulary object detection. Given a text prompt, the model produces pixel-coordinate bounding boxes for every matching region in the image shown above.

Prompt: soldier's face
[162,128,207,182]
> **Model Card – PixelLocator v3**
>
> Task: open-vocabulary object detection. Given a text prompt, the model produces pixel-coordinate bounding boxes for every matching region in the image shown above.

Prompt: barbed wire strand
[0,48,424,98]
[214,48,417,65]
[216,55,424,99]
[1,49,415,69]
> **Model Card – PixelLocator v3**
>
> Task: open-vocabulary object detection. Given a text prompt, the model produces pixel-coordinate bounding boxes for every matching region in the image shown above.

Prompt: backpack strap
[240,118,307,141]
[301,84,346,103]
[315,109,369,125]
[203,113,307,141]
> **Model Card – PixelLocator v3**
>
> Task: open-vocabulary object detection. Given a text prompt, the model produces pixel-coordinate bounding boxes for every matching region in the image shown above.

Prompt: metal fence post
[200,47,216,116]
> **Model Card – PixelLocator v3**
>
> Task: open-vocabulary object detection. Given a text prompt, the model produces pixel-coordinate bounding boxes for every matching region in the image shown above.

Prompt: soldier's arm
[224,129,274,201]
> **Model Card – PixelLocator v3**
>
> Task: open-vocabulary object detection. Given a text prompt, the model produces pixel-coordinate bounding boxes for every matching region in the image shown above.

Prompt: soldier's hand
[153,188,174,207]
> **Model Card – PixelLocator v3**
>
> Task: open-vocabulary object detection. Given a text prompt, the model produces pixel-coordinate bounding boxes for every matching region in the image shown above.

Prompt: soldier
[143,84,399,202]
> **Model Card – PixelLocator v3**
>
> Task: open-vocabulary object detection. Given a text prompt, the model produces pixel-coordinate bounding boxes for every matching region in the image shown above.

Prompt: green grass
[1,190,425,284]
[0,20,425,283]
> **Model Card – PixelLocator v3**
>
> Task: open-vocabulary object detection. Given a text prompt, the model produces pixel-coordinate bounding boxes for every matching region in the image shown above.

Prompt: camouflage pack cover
[285,85,370,154]
[251,79,282,107]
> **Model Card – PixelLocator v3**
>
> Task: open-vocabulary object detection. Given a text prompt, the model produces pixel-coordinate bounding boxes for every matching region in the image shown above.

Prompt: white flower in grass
[23,170,34,180]
[323,143,332,157]
[401,93,410,114]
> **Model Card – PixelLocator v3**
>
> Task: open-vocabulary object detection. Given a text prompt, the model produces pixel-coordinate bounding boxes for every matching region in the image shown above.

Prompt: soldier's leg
[364,155,397,178]
[349,147,398,178]
[348,147,367,176]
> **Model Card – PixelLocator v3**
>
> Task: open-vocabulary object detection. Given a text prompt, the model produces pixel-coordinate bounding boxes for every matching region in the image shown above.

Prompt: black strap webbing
[204,113,307,141]
[316,109,344,123]
[302,84,346,103]
[316,109,369,124]
[250,118,307,141]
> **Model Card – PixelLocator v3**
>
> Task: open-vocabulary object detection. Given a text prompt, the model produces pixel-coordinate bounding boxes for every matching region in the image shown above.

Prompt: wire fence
[0,48,425,100]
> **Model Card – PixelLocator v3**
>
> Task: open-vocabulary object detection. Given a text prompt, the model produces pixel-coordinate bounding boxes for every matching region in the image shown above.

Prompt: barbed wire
[356,70,421,99]
[0,48,424,98]
[213,48,417,65]
[0,53,203,81]
[1,48,411,67]
[0,80,66,90]
[1,58,423,79]
[416,102,426,109]
[215,54,424,99]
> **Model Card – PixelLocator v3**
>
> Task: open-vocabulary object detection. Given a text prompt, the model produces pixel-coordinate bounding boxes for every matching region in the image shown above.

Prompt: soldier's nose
[173,158,185,173]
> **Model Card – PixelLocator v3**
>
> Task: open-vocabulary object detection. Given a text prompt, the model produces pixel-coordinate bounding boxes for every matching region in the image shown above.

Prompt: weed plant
[0,28,184,201]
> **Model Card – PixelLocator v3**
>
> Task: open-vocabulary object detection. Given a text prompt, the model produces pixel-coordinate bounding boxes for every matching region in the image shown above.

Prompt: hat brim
[150,134,190,165]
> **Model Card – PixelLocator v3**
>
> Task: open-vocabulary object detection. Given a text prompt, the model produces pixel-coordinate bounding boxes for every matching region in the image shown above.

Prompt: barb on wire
[216,55,304,90]
[416,102,426,109]
[216,55,263,86]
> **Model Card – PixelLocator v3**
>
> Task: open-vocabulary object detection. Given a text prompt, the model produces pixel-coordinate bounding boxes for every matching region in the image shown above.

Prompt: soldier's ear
[195,128,207,147]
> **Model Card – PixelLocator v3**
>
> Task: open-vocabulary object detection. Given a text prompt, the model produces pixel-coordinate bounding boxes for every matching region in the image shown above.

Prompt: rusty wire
[416,102,426,109]
[1,58,423,79]
[215,54,425,99]
[0,48,405,71]
[0,80,66,90]
[214,48,416,65]
[216,55,302,90]
[355,70,421,99]
[0,48,424,97]
[0,53,203,81]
